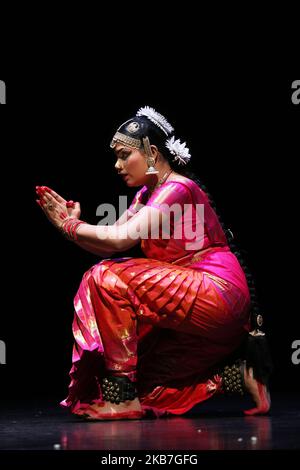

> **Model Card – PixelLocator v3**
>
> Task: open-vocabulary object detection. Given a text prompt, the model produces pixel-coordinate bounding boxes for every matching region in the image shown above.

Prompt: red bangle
[60,218,86,241]
[70,220,86,241]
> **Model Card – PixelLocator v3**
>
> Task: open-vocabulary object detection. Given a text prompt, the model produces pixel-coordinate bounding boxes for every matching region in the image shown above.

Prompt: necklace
[147,169,173,198]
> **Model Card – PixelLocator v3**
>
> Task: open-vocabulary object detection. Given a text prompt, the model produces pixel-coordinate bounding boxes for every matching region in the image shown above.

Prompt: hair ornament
[165,136,191,165]
[136,106,174,135]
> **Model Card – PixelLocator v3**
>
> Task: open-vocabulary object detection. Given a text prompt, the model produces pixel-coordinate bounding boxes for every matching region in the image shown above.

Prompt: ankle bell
[101,376,138,404]
[220,360,245,395]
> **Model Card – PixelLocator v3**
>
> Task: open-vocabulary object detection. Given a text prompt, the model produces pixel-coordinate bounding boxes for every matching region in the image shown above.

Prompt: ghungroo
[220,361,245,395]
[101,376,138,404]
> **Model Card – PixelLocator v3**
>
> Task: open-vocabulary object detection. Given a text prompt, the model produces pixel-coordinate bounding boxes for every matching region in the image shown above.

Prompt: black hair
[117,115,171,151]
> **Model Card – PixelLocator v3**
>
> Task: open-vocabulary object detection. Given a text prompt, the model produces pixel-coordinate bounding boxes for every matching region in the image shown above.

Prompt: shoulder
[165,175,201,195]
[164,175,209,204]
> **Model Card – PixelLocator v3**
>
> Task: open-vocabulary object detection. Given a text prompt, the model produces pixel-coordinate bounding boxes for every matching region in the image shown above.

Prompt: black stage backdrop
[0,75,299,402]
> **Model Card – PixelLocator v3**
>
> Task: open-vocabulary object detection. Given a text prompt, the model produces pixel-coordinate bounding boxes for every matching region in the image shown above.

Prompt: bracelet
[60,217,87,241]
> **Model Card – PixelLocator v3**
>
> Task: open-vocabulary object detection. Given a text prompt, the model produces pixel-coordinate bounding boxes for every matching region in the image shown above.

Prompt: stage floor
[0,394,299,451]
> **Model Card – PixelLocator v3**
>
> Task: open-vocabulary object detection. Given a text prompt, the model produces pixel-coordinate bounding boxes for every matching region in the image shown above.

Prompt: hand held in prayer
[35,185,81,229]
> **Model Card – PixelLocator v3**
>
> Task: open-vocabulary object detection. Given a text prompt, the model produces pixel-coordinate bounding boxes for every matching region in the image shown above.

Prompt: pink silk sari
[61,176,251,417]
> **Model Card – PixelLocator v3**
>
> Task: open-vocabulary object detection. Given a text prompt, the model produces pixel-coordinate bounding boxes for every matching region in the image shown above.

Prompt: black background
[0,72,299,403]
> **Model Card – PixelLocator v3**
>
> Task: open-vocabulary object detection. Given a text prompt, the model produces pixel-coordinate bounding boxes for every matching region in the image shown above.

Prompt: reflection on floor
[0,394,299,451]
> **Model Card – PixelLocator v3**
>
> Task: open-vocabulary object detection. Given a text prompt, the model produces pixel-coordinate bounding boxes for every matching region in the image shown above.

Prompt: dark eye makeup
[119,151,130,160]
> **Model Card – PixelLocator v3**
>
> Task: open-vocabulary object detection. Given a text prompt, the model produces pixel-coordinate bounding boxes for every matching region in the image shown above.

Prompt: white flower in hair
[166,136,191,165]
[136,106,174,135]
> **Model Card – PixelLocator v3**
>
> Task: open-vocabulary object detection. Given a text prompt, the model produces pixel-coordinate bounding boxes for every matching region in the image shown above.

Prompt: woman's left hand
[36,186,80,229]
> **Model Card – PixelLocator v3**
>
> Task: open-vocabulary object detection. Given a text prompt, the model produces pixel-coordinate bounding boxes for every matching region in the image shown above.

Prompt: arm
[37,188,162,256]
[76,206,164,252]
[73,208,136,256]
[75,207,138,256]
[36,183,185,254]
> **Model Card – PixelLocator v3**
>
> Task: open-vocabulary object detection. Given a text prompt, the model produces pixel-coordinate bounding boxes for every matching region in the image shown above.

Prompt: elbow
[109,227,140,252]
[113,237,138,253]
[113,239,127,252]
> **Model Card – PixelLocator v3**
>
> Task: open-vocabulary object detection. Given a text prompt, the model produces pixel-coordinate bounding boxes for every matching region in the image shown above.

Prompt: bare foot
[80,398,144,421]
[243,365,271,415]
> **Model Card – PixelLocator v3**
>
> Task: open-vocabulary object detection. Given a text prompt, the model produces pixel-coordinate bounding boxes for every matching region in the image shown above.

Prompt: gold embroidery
[204,272,229,291]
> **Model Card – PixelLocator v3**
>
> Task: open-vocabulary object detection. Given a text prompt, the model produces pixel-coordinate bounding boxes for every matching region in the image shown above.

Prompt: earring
[145,157,159,175]
[143,136,159,175]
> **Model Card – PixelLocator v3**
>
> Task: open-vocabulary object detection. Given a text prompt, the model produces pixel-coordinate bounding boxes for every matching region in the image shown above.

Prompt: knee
[82,260,111,282]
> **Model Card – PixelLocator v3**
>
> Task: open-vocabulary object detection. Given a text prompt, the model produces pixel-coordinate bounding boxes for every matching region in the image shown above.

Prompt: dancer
[36,106,271,420]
